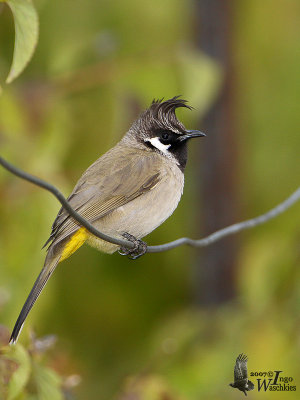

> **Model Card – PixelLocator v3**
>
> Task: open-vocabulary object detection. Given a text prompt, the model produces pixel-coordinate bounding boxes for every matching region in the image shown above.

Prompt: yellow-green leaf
[5,0,39,84]
[4,344,31,400]
[178,47,223,118]
[32,363,63,400]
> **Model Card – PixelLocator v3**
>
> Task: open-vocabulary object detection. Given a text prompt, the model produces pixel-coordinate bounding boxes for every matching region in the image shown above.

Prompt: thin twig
[0,156,134,249]
[1,156,299,253]
[147,187,300,252]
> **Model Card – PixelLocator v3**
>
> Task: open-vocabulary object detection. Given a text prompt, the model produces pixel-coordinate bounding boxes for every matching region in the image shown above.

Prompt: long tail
[9,254,61,345]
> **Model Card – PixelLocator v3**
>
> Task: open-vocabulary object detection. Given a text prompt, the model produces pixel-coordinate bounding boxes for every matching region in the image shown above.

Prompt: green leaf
[5,344,31,400]
[5,0,39,84]
[32,363,63,400]
[178,47,223,118]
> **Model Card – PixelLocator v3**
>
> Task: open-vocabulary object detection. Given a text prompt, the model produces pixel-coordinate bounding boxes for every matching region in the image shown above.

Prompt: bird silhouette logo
[229,353,255,396]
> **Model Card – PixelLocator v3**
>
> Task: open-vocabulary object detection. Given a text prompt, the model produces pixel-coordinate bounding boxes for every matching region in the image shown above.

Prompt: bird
[229,353,255,396]
[9,96,205,344]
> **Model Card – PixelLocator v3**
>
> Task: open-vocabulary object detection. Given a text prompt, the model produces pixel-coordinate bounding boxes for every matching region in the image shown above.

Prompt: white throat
[146,137,171,155]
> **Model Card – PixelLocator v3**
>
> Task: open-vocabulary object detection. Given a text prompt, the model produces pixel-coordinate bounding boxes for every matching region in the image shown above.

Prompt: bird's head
[247,380,255,391]
[125,96,205,170]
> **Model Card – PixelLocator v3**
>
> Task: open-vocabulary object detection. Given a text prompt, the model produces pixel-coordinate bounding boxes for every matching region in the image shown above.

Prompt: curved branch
[1,156,299,254]
[147,186,300,252]
[0,156,134,249]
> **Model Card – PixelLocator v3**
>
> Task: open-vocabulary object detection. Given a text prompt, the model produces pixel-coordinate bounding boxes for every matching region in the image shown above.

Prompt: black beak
[178,130,206,142]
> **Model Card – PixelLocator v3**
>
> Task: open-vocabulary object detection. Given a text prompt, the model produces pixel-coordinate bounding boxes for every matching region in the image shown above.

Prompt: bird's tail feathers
[9,254,61,345]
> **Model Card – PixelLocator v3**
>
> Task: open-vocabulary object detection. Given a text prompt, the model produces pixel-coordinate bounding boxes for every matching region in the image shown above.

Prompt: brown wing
[44,145,162,248]
[234,353,249,382]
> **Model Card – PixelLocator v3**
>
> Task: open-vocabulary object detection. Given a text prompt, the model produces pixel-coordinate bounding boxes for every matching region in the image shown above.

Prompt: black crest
[134,96,192,135]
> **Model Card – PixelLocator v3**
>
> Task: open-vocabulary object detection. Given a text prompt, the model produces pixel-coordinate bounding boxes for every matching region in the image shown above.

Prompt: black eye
[161,132,170,140]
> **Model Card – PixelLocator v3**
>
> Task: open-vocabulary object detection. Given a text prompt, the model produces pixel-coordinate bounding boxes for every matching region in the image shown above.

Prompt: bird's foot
[118,233,147,260]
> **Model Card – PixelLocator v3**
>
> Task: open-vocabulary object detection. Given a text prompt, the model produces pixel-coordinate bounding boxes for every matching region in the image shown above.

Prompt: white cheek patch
[147,137,171,154]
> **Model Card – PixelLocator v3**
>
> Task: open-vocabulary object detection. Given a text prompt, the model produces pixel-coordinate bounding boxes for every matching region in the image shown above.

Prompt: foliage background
[0,0,300,399]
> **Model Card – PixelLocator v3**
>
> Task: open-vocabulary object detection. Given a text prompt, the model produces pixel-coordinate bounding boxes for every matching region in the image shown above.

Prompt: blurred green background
[0,0,300,399]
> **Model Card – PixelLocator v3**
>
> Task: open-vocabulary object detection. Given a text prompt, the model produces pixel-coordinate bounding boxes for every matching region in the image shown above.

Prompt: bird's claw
[118,232,147,260]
